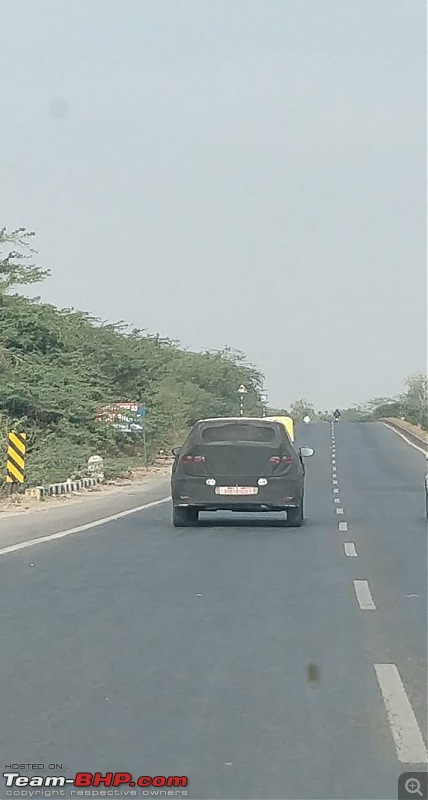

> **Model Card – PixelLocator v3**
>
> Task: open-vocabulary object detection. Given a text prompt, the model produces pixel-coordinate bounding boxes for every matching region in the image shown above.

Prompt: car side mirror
[171,447,181,457]
[299,446,315,457]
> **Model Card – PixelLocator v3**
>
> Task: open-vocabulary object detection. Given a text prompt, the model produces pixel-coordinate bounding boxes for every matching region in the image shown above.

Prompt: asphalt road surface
[0,422,426,800]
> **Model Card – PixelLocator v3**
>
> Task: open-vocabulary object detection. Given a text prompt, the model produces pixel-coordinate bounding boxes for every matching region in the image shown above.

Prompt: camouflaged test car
[170,417,315,527]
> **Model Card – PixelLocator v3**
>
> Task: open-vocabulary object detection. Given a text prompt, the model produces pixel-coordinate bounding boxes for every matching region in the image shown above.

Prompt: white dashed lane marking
[332,479,338,485]
[338,521,348,532]
[333,488,339,493]
[334,498,341,503]
[374,664,428,764]
[354,580,376,610]
[336,507,344,514]
[344,542,358,557]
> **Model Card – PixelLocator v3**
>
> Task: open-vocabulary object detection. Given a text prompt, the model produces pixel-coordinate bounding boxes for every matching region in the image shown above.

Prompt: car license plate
[215,486,258,495]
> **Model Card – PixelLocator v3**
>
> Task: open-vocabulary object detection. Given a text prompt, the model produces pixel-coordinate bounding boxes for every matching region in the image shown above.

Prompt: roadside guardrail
[24,477,103,500]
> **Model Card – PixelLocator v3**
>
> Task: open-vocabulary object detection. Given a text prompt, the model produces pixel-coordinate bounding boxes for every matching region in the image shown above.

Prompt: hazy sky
[1,0,426,408]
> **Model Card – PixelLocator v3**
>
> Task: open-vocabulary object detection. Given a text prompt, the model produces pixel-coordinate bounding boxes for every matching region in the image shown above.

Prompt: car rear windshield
[200,423,277,444]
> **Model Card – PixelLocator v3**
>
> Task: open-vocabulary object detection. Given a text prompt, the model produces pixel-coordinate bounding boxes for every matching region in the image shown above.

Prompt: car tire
[286,499,304,527]
[172,506,199,527]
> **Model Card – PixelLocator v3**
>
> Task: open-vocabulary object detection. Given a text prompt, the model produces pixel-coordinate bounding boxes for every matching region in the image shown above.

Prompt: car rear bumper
[175,504,298,512]
[171,476,303,509]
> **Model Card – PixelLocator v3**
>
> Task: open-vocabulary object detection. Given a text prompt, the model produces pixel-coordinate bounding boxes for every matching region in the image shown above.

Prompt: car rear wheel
[286,499,304,527]
[172,506,199,527]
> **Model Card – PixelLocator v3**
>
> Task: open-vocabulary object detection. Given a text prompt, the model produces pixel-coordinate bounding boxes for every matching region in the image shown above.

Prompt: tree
[359,375,428,430]
[266,406,291,417]
[403,374,428,427]
[0,228,50,292]
[289,399,316,421]
[336,406,371,422]
[366,396,402,420]
[0,229,266,484]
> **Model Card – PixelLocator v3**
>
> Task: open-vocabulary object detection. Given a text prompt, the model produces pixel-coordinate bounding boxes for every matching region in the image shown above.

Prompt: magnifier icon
[405,778,423,796]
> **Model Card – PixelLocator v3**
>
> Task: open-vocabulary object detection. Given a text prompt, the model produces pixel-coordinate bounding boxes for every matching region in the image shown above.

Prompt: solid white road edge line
[0,496,172,557]
[354,579,376,609]
[381,423,426,456]
[374,663,428,764]
[338,521,348,531]
[344,542,358,557]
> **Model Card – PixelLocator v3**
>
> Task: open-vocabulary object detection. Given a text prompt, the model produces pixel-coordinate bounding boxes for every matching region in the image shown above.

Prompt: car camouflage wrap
[171,418,304,509]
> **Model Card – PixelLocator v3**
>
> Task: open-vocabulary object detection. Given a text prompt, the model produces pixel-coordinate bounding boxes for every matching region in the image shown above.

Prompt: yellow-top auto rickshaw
[265,415,295,442]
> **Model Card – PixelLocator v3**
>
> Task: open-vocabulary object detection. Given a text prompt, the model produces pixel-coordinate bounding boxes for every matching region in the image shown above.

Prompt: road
[0,422,426,800]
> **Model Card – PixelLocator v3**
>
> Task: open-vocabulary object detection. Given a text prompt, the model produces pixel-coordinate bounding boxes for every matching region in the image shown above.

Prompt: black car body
[171,417,314,527]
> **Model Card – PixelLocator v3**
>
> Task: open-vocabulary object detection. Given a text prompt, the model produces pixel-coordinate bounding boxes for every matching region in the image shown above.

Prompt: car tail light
[282,455,294,464]
[269,456,293,464]
[270,456,281,464]
[181,455,205,463]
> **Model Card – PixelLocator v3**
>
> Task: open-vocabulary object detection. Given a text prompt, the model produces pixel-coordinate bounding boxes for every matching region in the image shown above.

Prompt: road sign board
[5,431,27,484]
[112,422,143,432]
[96,402,146,425]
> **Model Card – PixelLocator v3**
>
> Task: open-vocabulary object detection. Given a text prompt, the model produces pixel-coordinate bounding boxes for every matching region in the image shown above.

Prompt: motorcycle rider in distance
[333,409,341,422]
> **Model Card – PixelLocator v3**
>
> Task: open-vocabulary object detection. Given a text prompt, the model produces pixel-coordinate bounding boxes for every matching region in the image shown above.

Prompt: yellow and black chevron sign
[5,431,27,483]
